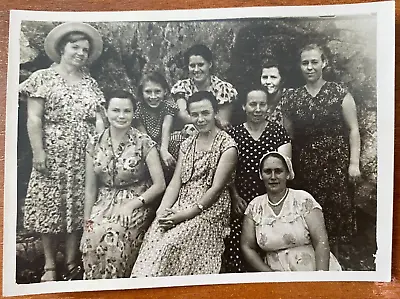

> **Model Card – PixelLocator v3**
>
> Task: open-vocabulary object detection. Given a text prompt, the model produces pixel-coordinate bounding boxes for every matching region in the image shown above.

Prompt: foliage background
[16,16,377,281]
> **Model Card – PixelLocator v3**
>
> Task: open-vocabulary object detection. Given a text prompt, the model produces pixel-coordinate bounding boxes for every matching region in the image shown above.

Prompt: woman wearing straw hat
[19,22,105,282]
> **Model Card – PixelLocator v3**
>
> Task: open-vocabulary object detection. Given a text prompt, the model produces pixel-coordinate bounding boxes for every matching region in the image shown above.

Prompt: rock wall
[18,16,377,221]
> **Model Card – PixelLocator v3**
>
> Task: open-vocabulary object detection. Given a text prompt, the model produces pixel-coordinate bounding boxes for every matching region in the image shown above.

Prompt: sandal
[61,262,83,281]
[41,267,57,282]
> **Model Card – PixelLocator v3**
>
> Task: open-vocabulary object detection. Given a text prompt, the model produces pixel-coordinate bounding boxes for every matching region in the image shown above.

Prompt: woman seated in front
[80,90,166,279]
[131,90,238,277]
[241,151,341,271]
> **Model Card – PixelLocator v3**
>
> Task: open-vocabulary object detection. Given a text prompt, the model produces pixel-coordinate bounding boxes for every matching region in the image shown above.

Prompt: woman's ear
[322,59,327,69]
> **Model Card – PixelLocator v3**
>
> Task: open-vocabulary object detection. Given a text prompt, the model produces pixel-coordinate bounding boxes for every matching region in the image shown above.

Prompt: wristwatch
[137,196,146,205]
[196,202,205,212]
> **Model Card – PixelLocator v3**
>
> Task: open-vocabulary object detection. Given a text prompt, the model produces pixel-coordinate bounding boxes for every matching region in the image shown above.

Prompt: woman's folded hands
[158,208,187,230]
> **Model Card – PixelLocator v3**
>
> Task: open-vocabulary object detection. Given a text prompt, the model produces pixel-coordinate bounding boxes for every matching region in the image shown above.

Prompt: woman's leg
[41,234,57,281]
[65,231,80,268]
[62,231,83,280]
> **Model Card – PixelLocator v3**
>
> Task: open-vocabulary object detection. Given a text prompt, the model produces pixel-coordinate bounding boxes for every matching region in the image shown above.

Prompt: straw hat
[44,22,103,64]
[259,151,295,180]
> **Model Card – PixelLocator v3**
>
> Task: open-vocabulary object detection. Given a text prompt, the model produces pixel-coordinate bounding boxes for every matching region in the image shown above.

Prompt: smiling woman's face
[142,80,166,109]
[60,39,90,68]
[260,67,282,95]
[188,55,211,85]
[106,97,135,131]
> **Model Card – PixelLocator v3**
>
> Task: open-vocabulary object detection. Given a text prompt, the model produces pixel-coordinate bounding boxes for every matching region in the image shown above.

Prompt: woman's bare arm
[84,153,97,221]
[216,103,233,130]
[176,98,192,125]
[241,215,273,272]
[27,97,48,174]
[305,209,330,271]
[156,149,184,216]
[342,93,361,181]
[160,115,176,168]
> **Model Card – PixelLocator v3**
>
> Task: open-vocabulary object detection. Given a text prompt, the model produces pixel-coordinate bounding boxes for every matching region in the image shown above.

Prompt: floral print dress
[80,127,157,279]
[266,88,289,126]
[284,82,354,243]
[19,66,105,234]
[131,130,236,277]
[223,122,290,273]
[245,189,341,271]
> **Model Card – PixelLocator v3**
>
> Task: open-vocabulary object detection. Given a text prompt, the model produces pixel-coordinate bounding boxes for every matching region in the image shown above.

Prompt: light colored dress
[19,66,105,234]
[131,130,236,277]
[245,188,341,271]
[80,127,157,279]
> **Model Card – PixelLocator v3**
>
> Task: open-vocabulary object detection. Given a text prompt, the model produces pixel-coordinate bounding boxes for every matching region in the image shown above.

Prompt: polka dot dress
[223,122,291,273]
[134,99,178,145]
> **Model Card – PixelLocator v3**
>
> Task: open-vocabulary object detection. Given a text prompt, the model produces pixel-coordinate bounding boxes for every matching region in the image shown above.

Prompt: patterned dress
[169,75,238,158]
[131,130,236,277]
[80,127,157,279]
[284,82,354,243]
[223,122,291,273]
[265,88,289,126]
[19,66,105,234]
[245,189,341,271]
[171,75,238,103]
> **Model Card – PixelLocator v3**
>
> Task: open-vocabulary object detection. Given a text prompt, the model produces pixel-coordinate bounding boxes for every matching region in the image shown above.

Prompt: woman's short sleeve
[294,190,322,217]
[90,78,106,108]
[211,76,238,105]
[332,82,349,105]
[244,196,263,224]
[133,101,144,120]
[19,69,52,100]
[273,122,291,146]
[171,79,191,100]
[220,132,237,153]
[139,132,157,158]
[281,88,296,119]
[163,96,179,116]
[86,134,100,158]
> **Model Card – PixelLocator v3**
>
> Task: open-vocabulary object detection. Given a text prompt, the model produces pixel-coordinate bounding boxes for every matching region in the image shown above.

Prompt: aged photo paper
[3,1,395,296]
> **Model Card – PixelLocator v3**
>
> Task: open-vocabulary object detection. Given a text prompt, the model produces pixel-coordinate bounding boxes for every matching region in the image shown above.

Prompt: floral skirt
[131,214,226,277]
[264,245,342,271]
[80,205,154,279]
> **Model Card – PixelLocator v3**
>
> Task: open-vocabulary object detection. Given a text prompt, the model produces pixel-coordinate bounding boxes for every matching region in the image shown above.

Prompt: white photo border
[3,1,395,296]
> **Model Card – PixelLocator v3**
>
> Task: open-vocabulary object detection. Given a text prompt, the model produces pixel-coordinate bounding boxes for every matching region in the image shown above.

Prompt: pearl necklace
[268,188,289,207]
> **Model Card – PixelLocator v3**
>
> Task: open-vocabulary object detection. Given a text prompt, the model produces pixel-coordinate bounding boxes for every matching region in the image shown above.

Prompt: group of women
[19,22,361,282]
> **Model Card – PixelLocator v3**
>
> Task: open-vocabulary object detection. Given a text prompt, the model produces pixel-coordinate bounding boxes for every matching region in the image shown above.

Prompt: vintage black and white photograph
[3,1,395,296]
